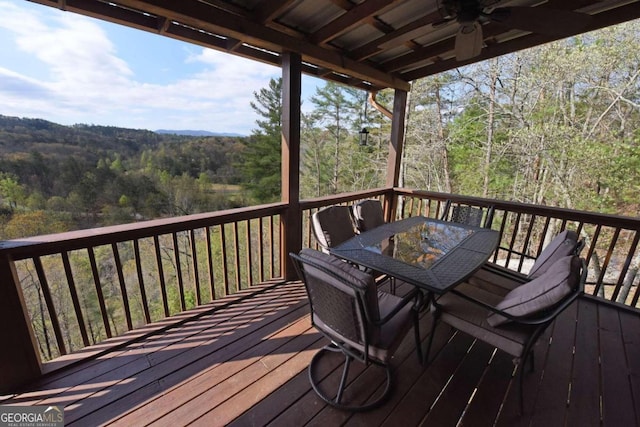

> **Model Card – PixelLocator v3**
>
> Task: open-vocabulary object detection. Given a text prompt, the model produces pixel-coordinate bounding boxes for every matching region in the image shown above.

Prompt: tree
[404,74,456,192]
[238,78,283,203]
[0,173,25,210]
[309,82,359,194]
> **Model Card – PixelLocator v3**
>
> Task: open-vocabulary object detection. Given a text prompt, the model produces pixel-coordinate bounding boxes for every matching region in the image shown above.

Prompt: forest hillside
[0,115,249,239]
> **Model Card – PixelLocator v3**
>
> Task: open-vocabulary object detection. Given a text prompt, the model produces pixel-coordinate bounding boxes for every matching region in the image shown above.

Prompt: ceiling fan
[436,0,593,61]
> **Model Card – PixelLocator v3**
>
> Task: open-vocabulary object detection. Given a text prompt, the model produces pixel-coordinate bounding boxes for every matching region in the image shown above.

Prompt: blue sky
[0,0,322,135]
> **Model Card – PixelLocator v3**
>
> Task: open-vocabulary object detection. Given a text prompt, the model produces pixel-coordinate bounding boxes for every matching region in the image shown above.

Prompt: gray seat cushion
[436,282,533,357]
[487,255,580,327]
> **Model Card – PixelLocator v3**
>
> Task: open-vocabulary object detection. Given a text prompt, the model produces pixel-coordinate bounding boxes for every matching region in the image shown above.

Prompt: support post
[0,255,42,392]
[281,51,303,280]
[385,88,408,220]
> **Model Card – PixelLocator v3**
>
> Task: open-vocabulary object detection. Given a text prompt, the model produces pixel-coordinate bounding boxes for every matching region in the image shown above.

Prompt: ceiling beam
[252,0,296,24]
[349,11,443,61]
[309,0,404,45]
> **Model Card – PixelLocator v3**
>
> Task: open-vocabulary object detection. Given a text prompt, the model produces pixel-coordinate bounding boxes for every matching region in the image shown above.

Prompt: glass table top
[330,216,500,293]
[363,220,475,269]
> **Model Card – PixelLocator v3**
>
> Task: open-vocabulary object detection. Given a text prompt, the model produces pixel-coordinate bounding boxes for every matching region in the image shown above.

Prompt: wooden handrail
[0,203,287,259]
[394,188,640,230]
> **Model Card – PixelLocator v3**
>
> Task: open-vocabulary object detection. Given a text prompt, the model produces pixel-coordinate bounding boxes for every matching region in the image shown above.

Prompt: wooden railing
[394,188,640,308]
[2,187,639,391]
[0,203,285,364]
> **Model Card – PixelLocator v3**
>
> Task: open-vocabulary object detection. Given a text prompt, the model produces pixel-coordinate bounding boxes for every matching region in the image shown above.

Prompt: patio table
[329,215,500,294]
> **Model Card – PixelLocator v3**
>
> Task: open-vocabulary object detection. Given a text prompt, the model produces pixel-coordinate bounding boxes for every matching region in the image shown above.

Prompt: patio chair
[311,205,357,253]
[352,199,385,233]
[290,248,423,411]
[441,199,495,228]
[351,199,397,292]
[312,204,394,292]
[425,254,587,414]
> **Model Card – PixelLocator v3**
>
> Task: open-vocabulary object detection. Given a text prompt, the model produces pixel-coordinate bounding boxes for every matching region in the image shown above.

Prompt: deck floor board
[4,280,638,427]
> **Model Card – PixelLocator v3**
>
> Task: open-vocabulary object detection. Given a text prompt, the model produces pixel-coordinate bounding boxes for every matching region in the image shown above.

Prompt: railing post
[0,255,41,392]
[281,51,303,280]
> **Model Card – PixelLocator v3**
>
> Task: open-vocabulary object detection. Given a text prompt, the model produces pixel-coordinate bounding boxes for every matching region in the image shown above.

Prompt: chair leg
[335,354,352,404]
[413,310,423,364]
[518,360,526,415]
[423,309,440,365]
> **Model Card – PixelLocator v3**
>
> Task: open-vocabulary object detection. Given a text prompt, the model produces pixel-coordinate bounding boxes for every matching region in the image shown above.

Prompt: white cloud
[0,0,284,134]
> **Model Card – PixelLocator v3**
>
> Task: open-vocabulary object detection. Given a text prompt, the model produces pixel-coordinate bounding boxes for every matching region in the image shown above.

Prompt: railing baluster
[33,257,66,356]
[246,220,253,287]
[492,208,507,263]
[111,243,133,331]
[584,224,602,294]
[220,224,230,296]
[153,235,170,317]
[233,221,241,292]
[631,272,640,308]
[171,233,186,311]
[133,240,151,324]
[258,217,265,283]
[61,252,89,347]
[205,226,215,301]
[275,214,282,277]
[269,215,275,278]
[505,212,521,268]
[593,228,621,297]
[536,217,552,257]
[518,214,537,272]
[87,247,111,338]
[189,229,201,306]
[611,231,639,303]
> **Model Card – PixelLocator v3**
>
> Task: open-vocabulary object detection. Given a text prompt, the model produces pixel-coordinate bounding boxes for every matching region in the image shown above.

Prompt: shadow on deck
[2,278,639,426]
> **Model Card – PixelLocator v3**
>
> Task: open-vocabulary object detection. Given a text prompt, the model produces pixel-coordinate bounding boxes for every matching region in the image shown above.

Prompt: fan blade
[489,6,592,36]
[455,21,483,61]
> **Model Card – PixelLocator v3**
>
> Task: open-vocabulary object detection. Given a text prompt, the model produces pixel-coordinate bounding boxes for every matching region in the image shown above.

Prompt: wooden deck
[2,278,639,426]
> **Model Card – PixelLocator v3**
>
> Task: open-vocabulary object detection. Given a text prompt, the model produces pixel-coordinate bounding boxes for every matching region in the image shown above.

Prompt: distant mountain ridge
[155,129,246,137]
[0,114,247,161]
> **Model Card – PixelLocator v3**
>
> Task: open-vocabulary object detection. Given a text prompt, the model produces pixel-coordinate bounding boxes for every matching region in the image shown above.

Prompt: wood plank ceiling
[29,0,640,91]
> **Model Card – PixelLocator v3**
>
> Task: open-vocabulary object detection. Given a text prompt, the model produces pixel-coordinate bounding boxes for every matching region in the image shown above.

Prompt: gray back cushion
[298,248,379,321]
[487,255,580,327]
[352,199,385,232]
[528,230,578,279]
[311,206,356,250]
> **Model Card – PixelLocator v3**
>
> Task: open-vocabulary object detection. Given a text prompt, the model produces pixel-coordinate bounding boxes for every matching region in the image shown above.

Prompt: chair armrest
[372,287,423,326]
[481,262,529,284]
[444,287,581,325]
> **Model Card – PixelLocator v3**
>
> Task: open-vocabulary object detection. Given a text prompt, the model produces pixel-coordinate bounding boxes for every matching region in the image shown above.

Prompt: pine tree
[238,78,283,202]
